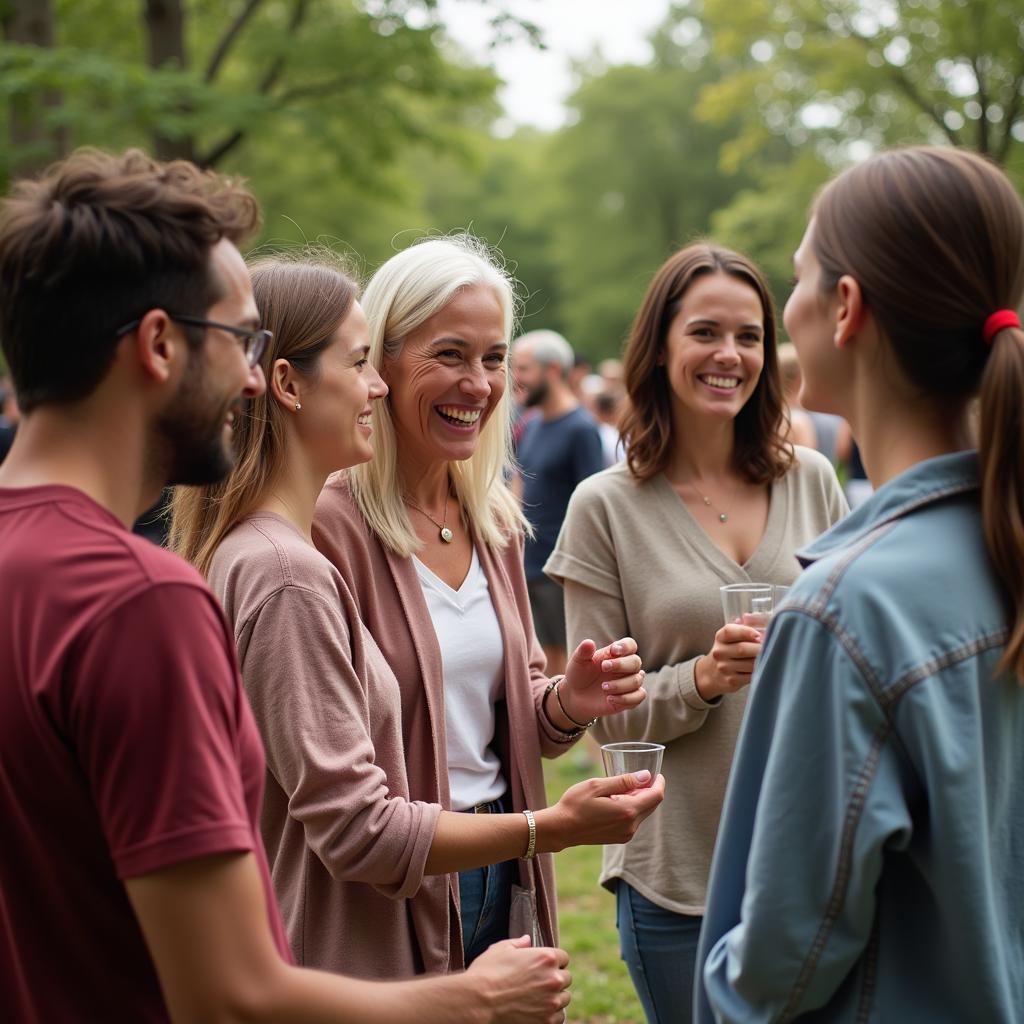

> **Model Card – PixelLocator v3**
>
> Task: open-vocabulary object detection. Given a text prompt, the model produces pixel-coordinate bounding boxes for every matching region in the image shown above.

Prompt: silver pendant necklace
[698,490,729,523]
[692,484,730,524]
[405,494,454,543]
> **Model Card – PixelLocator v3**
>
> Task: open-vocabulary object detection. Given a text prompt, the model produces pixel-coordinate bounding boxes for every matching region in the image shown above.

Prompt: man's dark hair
[0,148,261,413]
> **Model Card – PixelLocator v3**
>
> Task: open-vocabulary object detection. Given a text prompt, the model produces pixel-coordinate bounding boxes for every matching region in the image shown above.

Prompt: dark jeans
[616,881,703,1024]
[457,793,517,965]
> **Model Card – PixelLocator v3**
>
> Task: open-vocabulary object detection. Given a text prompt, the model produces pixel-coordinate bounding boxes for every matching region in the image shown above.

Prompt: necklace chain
[404,494,454,543]
[692,483,731,524]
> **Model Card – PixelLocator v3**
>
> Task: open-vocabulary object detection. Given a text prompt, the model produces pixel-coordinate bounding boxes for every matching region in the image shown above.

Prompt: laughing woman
[312,236,663,971]
[546,243,847,1023]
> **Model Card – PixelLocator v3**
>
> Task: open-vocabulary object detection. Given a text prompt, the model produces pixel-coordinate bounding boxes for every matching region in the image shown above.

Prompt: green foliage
[2,0,498,181]
[533,25,756,359]
[700,0,1024,172]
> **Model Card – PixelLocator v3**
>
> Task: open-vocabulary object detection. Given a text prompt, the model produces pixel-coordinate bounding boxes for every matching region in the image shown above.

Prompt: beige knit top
[545,447,847,914]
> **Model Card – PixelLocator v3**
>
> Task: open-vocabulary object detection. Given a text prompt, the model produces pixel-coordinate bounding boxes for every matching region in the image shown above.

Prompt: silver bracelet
[541,677,585,740]
[555,679,597,731]
[522,809,537,860]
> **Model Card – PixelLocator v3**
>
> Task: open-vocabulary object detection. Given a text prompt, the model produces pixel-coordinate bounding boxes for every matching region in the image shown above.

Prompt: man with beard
[512,330,604,675]
[0,149,572,1024]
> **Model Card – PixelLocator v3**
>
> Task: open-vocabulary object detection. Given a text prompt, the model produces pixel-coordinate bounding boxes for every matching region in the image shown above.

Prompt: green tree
[700,0,1024,174]
[542,18,756,359]
[0,0,504,186]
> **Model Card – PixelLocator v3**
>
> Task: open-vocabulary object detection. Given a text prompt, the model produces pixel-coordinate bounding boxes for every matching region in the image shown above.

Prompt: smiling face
[662,271,766,430]
[303,300,388,475]
[382,284,508,470]
[783,221,845,415]
[160,238,265,486]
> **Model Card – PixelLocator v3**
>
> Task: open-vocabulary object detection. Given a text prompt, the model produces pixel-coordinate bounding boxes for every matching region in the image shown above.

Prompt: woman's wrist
[693,655,718,702]
[541,677,588,737]
[532,805,567,855]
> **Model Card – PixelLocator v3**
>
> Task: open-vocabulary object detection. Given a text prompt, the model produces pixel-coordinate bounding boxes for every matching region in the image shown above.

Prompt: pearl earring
[294,402,302,411]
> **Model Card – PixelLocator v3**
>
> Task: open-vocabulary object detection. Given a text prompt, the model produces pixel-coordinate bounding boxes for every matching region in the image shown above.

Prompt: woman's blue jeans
[457,793,517,965]
[616,881,703,1024]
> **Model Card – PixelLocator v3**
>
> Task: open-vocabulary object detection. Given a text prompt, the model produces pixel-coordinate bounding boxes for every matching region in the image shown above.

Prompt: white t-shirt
[414,547,506,810]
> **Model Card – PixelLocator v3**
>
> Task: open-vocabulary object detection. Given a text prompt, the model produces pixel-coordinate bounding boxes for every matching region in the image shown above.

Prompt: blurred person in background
[568,349,592,402]
[0,378,18,463]
[512,329,605,675]
[312,237,663,971]
[776,342,818,449]
[593,390,626,467]
[547,242,846,1024]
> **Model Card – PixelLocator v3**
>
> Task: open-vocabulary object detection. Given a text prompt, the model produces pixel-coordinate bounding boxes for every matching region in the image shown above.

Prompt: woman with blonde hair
[697,147,1024,1021]
[312,235,663,969]
[173,251,663,982]
[546,242,847,1022]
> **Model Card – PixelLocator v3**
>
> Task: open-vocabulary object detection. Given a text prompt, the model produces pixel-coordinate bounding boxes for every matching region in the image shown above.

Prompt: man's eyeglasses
[116,314,271,368]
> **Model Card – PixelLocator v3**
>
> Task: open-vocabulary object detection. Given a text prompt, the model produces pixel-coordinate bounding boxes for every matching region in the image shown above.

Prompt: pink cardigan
[210,514,443,980]
[313,474,575,972]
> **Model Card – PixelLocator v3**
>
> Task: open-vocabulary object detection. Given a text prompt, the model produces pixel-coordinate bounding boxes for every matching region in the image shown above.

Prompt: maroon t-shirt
[0,485,292,1023]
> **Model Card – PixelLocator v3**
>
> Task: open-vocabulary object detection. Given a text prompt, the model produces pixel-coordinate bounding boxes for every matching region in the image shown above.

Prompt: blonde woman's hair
[349,234,527,556]
[169,252,360,576]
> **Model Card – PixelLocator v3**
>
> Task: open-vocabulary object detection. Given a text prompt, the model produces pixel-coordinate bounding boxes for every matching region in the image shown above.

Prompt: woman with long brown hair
[171,253,664,983]
[696,148,1024,1021]
[547,242,846,1022]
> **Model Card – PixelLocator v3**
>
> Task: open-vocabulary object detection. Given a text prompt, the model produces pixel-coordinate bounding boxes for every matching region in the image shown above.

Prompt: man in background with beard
[0,149,571,1024]
[512,329,604,675]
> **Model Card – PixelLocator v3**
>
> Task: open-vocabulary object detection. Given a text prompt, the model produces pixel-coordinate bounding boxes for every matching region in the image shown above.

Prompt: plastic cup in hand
[720,583,775,628]
[600,742,664,781]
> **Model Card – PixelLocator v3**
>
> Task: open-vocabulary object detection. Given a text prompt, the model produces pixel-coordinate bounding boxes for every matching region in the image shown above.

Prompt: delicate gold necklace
[404,494,454,543]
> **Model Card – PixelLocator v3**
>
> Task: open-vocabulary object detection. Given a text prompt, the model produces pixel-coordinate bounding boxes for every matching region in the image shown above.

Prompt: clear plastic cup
[720,583,775,627]
[600,741,665,780]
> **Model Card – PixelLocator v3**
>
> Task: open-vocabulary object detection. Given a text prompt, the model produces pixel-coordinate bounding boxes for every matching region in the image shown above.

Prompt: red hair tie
[983,309,1021,345]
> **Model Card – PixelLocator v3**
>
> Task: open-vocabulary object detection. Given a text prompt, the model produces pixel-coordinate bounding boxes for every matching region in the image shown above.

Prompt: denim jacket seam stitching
[806,521,899,618]
[776,721,892,1022]
[805,476,977,567]
[879,629,1011,708]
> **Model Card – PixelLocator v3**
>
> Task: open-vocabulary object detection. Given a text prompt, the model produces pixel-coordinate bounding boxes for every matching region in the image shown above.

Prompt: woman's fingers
[606,686,646,710]
[600,670,644,695]
[592,636,637,661]
[599,654,642,675]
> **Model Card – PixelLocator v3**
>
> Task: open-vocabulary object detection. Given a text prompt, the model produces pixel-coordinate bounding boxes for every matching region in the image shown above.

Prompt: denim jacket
[696,452,1024,1023]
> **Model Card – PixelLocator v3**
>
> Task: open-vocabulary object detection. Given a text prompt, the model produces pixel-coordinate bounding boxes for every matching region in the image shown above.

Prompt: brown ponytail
[979,324,1024,677]
[812,146,1024,680]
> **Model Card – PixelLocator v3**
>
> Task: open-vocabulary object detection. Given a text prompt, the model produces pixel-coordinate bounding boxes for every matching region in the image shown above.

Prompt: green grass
[543,740,646,1024]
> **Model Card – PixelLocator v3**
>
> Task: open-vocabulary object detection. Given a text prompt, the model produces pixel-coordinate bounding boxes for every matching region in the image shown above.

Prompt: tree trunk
[144,0,195,162]
[2,0,69,176]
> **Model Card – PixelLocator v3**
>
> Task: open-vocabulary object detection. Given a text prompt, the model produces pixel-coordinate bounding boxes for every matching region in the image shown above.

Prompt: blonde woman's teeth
[437,406,482,424]
[357,413,372,425]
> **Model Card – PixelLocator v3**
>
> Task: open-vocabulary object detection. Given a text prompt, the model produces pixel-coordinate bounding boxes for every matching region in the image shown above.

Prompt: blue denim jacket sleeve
[695,607,916,1023]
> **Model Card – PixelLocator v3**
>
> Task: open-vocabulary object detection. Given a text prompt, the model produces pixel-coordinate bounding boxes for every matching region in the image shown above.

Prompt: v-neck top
[545,446,848,913]
[414,548,506,809]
